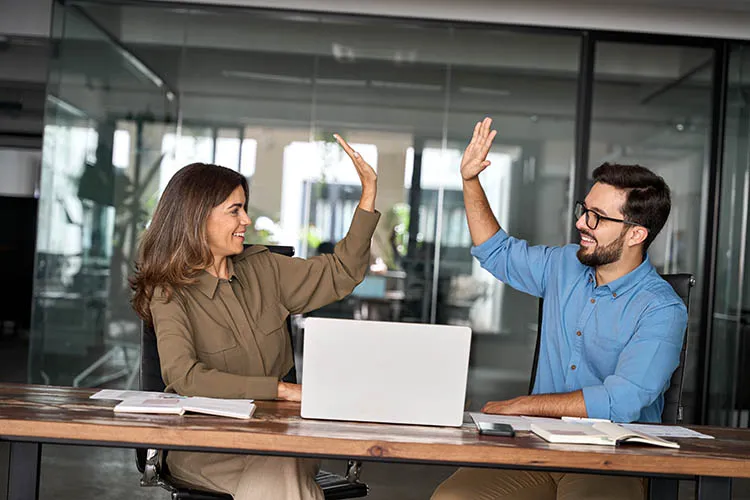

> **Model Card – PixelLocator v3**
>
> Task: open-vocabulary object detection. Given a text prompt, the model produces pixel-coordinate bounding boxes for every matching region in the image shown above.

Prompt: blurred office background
[3,0,750,497]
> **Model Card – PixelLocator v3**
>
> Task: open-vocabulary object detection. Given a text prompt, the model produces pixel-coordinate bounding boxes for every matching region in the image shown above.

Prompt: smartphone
[477,422,515,437]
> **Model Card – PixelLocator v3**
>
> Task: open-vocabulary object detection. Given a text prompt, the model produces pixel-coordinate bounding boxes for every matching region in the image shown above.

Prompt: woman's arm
[271,208,380,314]
[272,134,381,314]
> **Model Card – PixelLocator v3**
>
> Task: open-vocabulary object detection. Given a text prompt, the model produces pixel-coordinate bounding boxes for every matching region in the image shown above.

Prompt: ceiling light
[46,95,87,119]
[222,70,312,85]
[316,78,367,87]
[459,86,511,97]
[370,80,442,92]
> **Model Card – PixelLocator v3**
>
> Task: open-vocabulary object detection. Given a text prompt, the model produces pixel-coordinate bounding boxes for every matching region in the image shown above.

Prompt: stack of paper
[469,412,714,440]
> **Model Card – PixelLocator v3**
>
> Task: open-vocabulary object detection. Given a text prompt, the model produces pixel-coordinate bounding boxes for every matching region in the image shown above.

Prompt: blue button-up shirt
[471,229,688,423]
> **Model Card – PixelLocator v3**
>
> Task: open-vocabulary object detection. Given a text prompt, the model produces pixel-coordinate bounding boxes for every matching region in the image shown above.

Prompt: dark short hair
[592,163,671,251]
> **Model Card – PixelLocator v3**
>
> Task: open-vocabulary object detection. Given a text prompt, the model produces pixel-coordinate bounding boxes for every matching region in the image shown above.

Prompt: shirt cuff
[582,385,611,420]
[246,376,280,400]
[470,228,509,261]
[349,207,381,240]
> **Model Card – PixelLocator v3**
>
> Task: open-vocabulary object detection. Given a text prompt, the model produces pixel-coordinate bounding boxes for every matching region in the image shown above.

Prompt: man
[431,118,688,500]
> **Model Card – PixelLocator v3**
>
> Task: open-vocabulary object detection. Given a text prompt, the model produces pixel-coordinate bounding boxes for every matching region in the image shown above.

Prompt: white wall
[4,0,750,41]
[0,149,41,197]
[140,0,750,41]
[0,0,52,37]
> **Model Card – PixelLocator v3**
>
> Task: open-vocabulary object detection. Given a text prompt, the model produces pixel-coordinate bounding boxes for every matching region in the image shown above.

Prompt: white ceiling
[131,0,750,41]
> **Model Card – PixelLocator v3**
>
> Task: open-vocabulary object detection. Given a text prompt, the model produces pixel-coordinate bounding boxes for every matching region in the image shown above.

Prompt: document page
[621,423,714,439]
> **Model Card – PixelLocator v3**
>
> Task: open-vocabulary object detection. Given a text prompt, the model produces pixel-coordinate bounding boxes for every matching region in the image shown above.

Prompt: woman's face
[206,185,251,260]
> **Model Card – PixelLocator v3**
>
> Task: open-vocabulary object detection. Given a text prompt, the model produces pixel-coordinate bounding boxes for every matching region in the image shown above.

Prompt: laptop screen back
[301,317,471,427]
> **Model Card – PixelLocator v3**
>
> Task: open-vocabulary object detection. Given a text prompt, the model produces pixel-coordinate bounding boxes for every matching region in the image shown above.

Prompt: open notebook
[108,393,256,420]
[530,420,679,449]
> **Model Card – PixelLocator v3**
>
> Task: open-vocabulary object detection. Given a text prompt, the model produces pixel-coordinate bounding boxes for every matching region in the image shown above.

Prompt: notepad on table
[530,420,679,449]
[112,395,256,420]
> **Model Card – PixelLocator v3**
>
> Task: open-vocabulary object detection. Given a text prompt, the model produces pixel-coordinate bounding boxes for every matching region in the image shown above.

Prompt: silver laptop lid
[301,317,471,427]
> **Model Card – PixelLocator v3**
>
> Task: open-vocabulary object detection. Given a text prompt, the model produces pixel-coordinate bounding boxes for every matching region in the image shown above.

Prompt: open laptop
[301,317,472,427]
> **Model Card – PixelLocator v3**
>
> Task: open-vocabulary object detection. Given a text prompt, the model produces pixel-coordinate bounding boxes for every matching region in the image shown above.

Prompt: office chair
[136,244,368,500]
[528,272,695,500]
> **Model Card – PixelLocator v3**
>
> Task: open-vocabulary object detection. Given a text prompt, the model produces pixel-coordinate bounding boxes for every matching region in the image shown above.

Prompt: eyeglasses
[574,201,641,230]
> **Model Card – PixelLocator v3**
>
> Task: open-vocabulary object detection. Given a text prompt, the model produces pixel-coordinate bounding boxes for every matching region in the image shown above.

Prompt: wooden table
[0,383,748,500]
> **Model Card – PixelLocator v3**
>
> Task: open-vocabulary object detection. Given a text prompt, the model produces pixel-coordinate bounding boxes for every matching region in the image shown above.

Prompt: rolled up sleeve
[470,228,560,298]
[582,303,687,422]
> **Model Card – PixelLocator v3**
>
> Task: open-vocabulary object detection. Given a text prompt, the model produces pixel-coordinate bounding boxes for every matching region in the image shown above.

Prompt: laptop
[301,317,472,427]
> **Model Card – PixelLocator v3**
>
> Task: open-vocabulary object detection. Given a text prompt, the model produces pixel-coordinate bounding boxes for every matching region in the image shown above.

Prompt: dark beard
[577,228,628,267]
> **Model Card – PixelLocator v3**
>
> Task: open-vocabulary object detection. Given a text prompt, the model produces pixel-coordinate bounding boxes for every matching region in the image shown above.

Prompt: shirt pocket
[588,329,628,353]
[194,324,238,354]
[254,306,289,369]
[256,305,288,337]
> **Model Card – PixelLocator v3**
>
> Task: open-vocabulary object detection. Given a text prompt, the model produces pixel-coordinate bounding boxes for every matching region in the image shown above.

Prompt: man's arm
[482,391,587,418]
[461,117,500,246]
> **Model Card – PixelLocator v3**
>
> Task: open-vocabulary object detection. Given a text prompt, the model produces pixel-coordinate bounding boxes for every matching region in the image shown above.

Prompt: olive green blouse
[150,208,380,400]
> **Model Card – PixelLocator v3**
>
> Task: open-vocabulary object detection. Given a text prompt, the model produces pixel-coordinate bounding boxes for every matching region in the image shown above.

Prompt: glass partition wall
[30,4,176,386]
[31,1,729,422]
[588,41,715,423]
[31,3,587,405]
[709,46,750,427]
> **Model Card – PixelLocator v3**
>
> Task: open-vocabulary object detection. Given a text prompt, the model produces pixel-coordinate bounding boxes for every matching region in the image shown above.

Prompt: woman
[130,135,379,500]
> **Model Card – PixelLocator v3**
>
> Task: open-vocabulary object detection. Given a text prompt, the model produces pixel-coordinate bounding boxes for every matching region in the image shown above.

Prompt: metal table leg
[1,442,41,500]
[649,478,679,500]
[696,476,731,500]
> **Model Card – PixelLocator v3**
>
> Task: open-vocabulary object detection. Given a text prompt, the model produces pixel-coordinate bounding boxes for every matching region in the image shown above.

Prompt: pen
[561,416,611,423]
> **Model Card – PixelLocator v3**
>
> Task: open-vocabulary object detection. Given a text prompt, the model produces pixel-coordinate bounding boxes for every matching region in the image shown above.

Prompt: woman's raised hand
[334,134,377,212]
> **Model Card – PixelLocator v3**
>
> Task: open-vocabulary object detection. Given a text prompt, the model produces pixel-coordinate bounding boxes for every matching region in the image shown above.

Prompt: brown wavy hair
[130,163,248,323]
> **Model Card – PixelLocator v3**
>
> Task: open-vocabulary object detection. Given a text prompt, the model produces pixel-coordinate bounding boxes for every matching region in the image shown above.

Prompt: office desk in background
[0,383,748,500]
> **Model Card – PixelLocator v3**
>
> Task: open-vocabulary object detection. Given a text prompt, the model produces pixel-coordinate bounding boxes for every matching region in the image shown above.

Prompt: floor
[3,334,750,499]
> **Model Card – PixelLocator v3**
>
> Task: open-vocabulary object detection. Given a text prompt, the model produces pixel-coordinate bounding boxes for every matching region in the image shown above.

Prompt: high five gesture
[461,117,501,246]
[334,133,378,213]
[460,117,497,181]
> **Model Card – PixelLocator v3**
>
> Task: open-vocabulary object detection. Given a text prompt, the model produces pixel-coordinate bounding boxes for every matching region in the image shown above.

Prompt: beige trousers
[431,468,646,500]
[166,451,324,500]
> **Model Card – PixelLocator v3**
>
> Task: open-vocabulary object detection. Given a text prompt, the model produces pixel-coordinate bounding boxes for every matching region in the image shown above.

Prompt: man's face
[575,183,630,267]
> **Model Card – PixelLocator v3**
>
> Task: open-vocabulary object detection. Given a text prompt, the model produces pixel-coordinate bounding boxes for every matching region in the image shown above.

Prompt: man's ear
[627,226,648,247]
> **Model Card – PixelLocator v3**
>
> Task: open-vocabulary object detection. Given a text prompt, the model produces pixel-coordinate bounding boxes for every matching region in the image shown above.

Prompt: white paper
[182,397,256,419]
[114,396,186,415]
[621,423,714,439]
[90,389,179,401]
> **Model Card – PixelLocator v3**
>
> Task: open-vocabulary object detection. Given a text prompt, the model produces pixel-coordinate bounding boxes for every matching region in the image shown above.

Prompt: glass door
[708,46,750,427]
[29,3,176,385]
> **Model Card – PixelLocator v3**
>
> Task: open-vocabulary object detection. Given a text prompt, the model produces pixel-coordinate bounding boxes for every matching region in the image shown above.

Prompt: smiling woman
[128,140,380,500]
[130,162,252,319]
[206,185,252,278]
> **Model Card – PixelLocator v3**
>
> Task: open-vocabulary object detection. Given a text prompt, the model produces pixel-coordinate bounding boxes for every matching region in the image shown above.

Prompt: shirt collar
[586,256,654,298]
[195,258,241,299]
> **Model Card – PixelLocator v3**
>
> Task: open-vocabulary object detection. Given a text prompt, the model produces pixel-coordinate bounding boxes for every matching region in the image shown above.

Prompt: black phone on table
[477,422,515,437]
